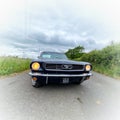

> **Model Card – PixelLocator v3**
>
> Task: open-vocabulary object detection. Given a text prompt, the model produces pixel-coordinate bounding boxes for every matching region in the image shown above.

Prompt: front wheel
[74,82,81,85]
[32,82,40,88]
[32,79,43,88]
[74,80,82,85]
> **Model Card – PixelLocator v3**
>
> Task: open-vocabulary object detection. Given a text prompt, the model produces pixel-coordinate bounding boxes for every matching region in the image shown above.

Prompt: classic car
[29,51,92,88]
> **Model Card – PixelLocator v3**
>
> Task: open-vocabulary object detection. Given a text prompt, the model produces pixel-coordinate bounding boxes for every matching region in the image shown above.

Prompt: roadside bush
[74,43,120,79]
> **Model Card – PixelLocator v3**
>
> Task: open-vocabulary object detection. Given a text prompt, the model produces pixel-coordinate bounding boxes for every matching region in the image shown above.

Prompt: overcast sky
[0,0,120,58]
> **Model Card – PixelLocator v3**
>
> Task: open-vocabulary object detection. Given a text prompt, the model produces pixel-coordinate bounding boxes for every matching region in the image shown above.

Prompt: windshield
[40,52,68,60]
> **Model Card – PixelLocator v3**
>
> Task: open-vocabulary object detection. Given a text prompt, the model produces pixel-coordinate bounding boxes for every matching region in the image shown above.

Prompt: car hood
[32,59,91,65]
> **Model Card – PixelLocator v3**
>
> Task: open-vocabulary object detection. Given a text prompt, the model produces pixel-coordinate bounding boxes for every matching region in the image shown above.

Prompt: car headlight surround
[31,62,40,70]
[85,64,91,71]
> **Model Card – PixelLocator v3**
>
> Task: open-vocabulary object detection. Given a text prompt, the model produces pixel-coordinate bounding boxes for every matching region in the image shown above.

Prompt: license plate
[63,78,69,84]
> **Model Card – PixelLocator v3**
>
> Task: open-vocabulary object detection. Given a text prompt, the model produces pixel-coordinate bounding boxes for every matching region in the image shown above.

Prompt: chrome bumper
[29,72,92,77]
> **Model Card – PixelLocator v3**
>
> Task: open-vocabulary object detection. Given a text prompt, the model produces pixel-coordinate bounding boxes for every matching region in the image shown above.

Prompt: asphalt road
[0,71,120,120]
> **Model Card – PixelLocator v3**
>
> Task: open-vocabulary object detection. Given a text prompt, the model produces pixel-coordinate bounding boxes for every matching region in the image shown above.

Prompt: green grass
[73,43,120,79]
[91,63,120,79]
[74,58,120,79]
[0,56,31,76]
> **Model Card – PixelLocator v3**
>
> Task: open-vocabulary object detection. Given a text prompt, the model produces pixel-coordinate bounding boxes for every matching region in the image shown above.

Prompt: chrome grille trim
[29,72,92,77]
[44,63,84,71]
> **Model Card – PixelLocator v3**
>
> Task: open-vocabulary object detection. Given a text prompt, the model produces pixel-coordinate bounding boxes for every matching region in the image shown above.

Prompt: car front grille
[45,63,84,71]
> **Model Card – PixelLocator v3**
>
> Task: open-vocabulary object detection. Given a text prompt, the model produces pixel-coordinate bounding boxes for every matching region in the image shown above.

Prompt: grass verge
[91,63,120,79]
[74,58,120,79]
[0,56,31,76]
[73,43,120,79]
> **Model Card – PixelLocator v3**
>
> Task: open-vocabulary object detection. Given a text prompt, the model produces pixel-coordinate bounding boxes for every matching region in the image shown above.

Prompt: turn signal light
[32,77,37,81]
[32,62,40,70]
[85,65,91,71]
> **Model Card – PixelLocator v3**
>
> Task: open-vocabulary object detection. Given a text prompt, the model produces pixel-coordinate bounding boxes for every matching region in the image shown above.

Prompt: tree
[65,45,85,59]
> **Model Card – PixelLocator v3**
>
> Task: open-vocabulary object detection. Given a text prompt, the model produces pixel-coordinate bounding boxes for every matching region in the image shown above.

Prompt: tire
[75,82,81,85]
[74,80,81,85]
[32,82,41,88]
[32,80,43,88]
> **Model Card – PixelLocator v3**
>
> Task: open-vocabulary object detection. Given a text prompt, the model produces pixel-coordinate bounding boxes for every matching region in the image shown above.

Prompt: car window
[41,54,51,59]
[40,52,67,59]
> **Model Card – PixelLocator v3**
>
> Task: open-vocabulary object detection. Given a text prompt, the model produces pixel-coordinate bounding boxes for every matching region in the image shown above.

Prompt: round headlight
[31,62,40,70]
[85,65,91,71]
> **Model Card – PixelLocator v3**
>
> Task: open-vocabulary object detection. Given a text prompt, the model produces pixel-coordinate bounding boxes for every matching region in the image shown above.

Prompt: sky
[0,0,120,58]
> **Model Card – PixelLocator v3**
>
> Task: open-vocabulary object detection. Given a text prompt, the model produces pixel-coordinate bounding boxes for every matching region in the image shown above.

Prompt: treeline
[66,43,120,79]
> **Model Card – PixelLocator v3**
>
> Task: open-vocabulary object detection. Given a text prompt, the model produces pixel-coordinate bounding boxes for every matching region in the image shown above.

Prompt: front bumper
[29,72,92,77]
[29,72,92,85]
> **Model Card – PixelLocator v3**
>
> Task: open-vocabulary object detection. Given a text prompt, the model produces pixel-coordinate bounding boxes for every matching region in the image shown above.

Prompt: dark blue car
[29,51,92,88]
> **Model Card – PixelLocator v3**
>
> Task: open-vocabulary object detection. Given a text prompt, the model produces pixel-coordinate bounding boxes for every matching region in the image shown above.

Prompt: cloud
[0,0,120,57]
[2,27,106,56]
